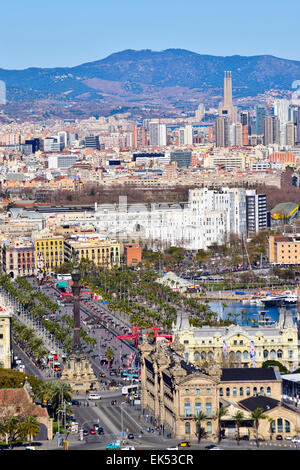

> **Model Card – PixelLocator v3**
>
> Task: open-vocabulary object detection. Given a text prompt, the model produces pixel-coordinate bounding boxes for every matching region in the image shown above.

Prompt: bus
[121,371,139,379]
[121,384,140,396]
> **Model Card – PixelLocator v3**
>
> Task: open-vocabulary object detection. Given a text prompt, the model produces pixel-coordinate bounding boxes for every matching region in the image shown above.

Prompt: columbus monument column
[60,258,98,394]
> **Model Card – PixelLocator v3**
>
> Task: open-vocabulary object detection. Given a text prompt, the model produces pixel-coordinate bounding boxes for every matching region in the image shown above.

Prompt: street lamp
[57,409,64,447]
[121,403,124,438]
[71,259,82,353]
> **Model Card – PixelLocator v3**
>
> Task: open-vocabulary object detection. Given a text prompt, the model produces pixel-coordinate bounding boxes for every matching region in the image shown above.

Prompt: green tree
[262,360,289,374]
[232,410,245,445]
[21,415,41,442]
[49,381,72,418]
[195,249,208,263]
[213,404,228,443]
[0,414,39,448]
[268,417,275,441]
[35,380,72,418]
[195,411,207,443]
[105,347,115,369]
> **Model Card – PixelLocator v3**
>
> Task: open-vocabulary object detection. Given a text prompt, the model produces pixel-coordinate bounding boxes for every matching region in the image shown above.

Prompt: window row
[271,419,290,433]
[194,349,286,362]
[183,401,213,417]
[219,386,271,397]
[185,421,212,435]
[36,241,63,245]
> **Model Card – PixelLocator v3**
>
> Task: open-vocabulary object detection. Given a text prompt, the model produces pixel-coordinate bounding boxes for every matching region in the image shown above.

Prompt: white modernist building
[8,187,251,251]
[94,187,248,250]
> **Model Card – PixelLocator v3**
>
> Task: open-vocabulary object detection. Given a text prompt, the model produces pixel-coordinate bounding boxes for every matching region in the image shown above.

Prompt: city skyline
[1,0,300,69]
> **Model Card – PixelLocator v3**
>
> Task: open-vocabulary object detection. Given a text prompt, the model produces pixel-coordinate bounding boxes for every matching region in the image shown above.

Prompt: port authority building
[171,309,298,372]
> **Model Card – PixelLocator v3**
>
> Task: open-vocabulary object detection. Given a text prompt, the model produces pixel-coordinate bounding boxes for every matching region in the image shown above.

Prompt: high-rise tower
[219,71,237,123]
[215,116,229,147]
[224,71,232,108]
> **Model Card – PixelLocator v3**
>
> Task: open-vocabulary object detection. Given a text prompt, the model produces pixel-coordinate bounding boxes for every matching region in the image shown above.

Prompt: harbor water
[208,301,297,325]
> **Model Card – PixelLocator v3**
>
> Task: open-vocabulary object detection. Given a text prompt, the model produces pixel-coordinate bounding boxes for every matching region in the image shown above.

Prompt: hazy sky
[1,0,299,69]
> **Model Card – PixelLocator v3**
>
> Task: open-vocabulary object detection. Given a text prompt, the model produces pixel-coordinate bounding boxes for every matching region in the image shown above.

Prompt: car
[97,427,104,435]
[276,435,283,440]
[71,400,80,406]
[68,416,77,423]
[241,435,249,440]
[292,436,300,443]
[178,441,191,447]
[88,393,101,400]
[166,446,178,450]
[83,430,89,436]
[106,441,121,450]
[93,424,99,430]
[30,442,42,447]
[121,446,135,450]
[285,436,292,440]
[89,429,97,435]
[127,433,134,439]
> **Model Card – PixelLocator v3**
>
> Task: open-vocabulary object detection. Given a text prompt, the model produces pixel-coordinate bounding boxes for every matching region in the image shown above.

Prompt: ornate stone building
[171,309,298,371]
[0,378,53,440]
[140,337,300,440]
[0,302,12,369]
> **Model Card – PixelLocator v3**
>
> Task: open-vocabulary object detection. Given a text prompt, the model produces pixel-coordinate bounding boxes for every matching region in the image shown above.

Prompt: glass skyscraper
[255,105,267,135]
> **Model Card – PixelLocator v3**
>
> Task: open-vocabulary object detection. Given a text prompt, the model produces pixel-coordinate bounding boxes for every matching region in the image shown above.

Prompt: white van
[88,393,101,400]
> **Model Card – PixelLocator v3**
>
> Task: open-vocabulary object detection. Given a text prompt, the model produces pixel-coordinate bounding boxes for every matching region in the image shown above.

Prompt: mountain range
[0,49,299,121]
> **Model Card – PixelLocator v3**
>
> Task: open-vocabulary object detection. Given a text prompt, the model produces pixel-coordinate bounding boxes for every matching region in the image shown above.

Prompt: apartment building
[245,190,268,235]
[268,234,300,265]
[123,243,142,266]
[47,154,79,169]
[189,187,247,238]
[32,228,65,273]
[1,238,35,278]
[203,154,246,171]
[64,237,121,269]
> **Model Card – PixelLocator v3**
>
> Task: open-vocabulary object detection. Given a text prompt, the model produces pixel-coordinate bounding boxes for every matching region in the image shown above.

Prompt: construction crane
[147,324,172,342]
[117,325,140,347]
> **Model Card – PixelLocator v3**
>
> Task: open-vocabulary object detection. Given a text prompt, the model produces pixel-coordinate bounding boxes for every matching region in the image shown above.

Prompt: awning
[58,281,67,288]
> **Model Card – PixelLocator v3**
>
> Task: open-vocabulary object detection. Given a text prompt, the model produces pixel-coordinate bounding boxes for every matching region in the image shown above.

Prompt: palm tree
[213,404,228,443]
[50,381,72,417]
[21,416,40,442]
[105,347,115,370]
[232,410,245,445]
[35,381,55,407]
[251,407,267,447]
[268,417,275,441]
[0,416,21,448]
[36,380,72,418]
[195,411,207,443]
